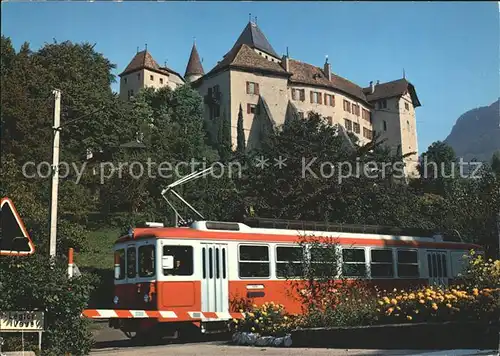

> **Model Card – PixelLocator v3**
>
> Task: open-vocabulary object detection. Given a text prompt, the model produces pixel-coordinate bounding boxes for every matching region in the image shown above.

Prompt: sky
[2,1,499,152]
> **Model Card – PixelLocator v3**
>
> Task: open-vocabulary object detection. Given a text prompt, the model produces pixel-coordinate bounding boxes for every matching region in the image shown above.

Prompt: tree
[417,141,458,195]
[491,151,500,177]
[237,104,246,154]
[217,110,232,163]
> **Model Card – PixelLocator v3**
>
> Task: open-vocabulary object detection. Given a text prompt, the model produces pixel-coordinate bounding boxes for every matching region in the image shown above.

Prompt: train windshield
[139,245,156,277]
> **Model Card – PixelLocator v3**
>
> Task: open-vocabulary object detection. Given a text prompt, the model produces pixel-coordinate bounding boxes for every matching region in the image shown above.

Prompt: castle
[119,20,421,176]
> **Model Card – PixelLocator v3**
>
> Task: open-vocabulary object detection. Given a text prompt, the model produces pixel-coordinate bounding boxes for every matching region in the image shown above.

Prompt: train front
[110,232,159,336]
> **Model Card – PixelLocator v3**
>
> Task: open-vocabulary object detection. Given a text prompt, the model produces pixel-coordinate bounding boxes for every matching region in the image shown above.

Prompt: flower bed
[373,286,500,324]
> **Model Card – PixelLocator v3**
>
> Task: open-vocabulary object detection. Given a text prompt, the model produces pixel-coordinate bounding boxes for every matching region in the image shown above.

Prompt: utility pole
[49,89,61,258]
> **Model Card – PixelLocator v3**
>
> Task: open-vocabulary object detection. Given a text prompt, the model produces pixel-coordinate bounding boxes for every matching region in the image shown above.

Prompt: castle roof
[185,43,204,77]
[288,59,369,105]
[120,50,183,80]
[231,21,279,58]
[362,78,421,107]
[206,44,288,77]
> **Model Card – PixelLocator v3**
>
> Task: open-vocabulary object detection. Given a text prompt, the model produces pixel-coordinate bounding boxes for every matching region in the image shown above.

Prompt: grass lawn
[76,227,121,270]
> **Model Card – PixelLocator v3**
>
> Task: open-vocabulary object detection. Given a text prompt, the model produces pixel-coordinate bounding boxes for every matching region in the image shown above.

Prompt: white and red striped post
[68,248,74,278]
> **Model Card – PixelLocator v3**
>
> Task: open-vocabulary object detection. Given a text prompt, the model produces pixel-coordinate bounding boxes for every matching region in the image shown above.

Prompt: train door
[427,250,449,286]
[122,244,137,306]
[201,243,229,313]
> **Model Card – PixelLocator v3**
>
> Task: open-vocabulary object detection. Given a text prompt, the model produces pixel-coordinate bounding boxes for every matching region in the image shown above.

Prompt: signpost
[0,311,44,352]
[0,197,35,256]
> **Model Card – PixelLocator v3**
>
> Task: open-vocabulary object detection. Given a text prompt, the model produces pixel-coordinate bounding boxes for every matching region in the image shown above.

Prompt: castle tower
[119,48,185,100]
[184,43,204,83]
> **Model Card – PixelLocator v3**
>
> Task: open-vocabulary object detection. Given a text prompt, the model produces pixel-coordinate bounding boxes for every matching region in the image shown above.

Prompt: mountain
[444,99,500,162]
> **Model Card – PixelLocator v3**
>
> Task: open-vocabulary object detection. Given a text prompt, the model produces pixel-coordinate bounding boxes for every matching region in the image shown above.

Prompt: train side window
[163,246,193,276]
[276,246,304,278]
[138,245,155,277]
[127,247,136,278]
[397,250,419,277]
[342,248,366,277]
[310,247,337,277]
[238,245,270,278]
[222,248,227,279]
[115,249,125,280]
[370,249,394,278]
[202,248,206,278]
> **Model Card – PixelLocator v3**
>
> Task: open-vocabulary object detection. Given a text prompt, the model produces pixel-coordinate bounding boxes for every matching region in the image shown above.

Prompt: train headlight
[113,296,119,305]
[143,294,150,303]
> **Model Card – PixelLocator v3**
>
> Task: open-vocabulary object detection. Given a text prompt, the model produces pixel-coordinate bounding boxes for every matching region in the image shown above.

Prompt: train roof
[114,219,482,250]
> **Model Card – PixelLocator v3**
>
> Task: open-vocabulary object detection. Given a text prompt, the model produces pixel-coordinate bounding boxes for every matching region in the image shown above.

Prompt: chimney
[324,56,331,81]
[281,54,290,72]
[370,81,375,94]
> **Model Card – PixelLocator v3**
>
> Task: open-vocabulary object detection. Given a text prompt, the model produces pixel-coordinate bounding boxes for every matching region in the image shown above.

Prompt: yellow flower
[233,318,238,323]
[446,303,452,308]
[432,304,438,311]
[251,327,255,331]
[255,319,259,324]
[419,299,425,304]
[407,315,413,321]
[415,310,419,314]
[391,298,398,305]
[472,288,479,296]
[284,316,288,320]
[378,300,384,306]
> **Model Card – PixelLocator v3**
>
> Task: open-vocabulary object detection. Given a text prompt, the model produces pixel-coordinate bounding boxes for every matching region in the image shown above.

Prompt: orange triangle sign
[1,197,35,256]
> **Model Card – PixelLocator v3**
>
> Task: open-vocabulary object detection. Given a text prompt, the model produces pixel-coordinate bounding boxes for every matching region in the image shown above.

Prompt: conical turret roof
[185,43,204,77]
[231,21,279,58]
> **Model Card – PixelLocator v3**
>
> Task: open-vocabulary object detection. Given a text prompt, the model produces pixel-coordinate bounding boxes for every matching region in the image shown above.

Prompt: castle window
[124,77,127,84]
[353,122,360,134]
[383,121,387,131]
[363,127,373,140]
[247,103,257,114]
[137,73,140,80]
[160,78,164,84]
[343,100,351,113]
[362,109,370,121]
[407,120,410,131]
[344,118,353,132]
[246,82,259,95]
[378,100,387,109]
[352,104,360,116]
[405,102,410,110]
[292,88,305,101]
[325,94,335,107]
[310,91,322,104]
[150,75,154,81]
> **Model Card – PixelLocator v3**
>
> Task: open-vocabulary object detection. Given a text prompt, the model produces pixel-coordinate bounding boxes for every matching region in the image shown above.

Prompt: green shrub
[459,249,500,289]
[297,280,378,328]
[0,254,97,355]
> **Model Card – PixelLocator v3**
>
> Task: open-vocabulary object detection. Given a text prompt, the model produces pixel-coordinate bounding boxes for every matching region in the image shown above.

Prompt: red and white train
[82,217,481,339]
